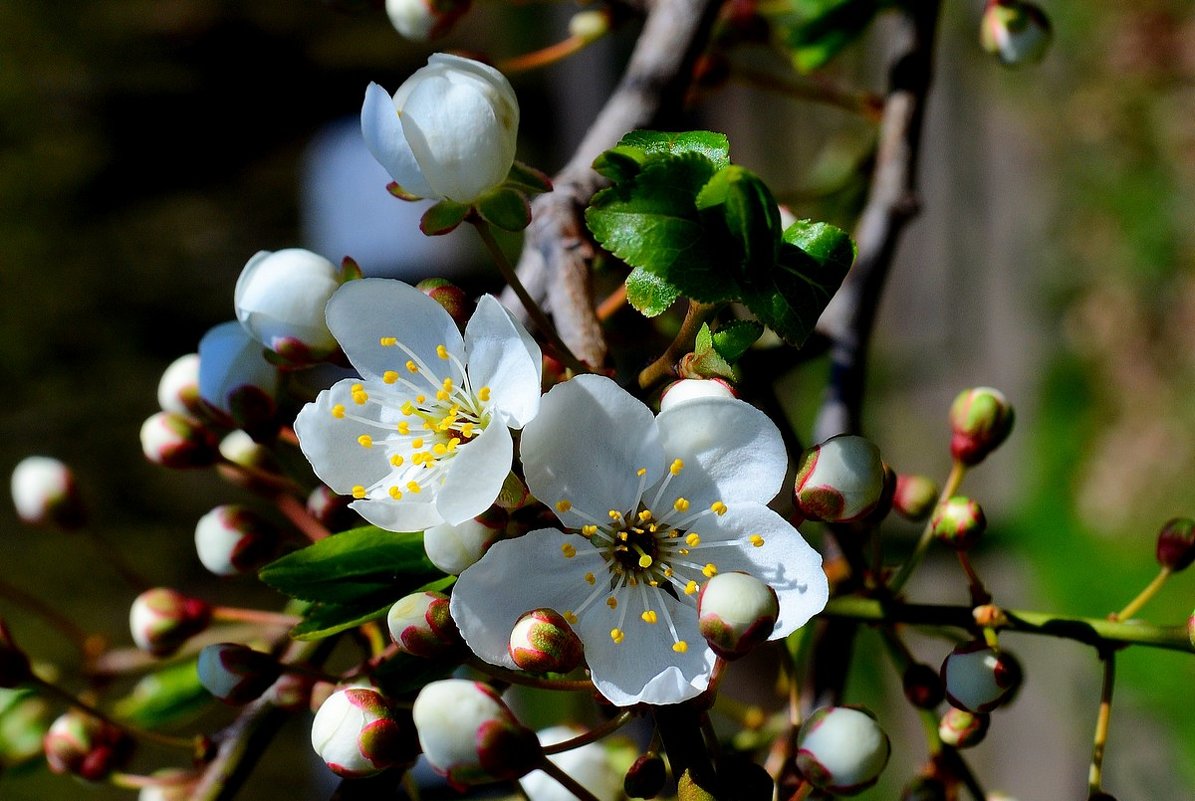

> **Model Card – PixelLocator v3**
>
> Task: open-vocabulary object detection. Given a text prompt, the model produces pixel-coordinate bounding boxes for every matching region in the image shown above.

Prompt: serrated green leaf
[687,325,737,381]
[616,130,731,168]
[742,229,853,345]
[259,526,441,607]
[712,320,765,362]
[626,267,682,317]
[783,218,857,273]
[696,165,782,288]
[775,0,883,73]
[592,146,647,182]
[113,659,211,728]
[420,199,469,236]
[476,187,532,232]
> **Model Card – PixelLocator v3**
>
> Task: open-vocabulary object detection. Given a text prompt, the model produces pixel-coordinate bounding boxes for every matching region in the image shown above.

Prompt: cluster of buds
[795,706,891,795]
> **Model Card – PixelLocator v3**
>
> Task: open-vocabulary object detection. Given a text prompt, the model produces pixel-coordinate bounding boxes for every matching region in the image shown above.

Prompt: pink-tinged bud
[139,412,219,469]
[311,687,408,778]
[386,592,459,657]
[0,621,32,688]
[937,707,990,748]
[423,510,508,575]
[623,752,667,799]
[129,588,212,657]
[521,725,624,801]
[306,485,358,532]
[264,672,316,712]
[949,387,1014,466]
[194,505,279,576]
[659,378,737,412]
[794,435,886,523]
[197,321,279,433]
[1156,517,1195,572]
[156,353,203,418]
[10,456,86,530]
[417,278,473,325]
[892,474,939,522]
[234,249,340,363]
[901,776,948,801]
[980,1,1052,67]
[940,643,1022,713]
[43,710,131,781]
[508,609,584,674]
[697,572,779,660]
[795,706,891,795]
[902,663,944,710]
[385,0,472,41]
[930,497,987,550]
[197,643,282,706]
[218,430,281,475]
[412,679,541,787]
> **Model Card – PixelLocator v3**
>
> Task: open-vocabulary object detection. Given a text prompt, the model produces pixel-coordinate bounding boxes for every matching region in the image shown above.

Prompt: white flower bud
[520,726,623,801]
[423,511,506,575]
[385,0,471,41]
[129,588,211,656]
[938,707,989,749]
[386,591,458,657]
[794,435,886,523]
[197,643,281,706]
[156,353,203,417]
[197,321,279,429]
[697,572,779,660]
[980,1,1052,67]
[139,412,219,469]
[194,505,278,577]
[10,456,85,529]
[43,710,131,781]
[362,54,519,203]
[412,679,541,787]
[234,249,340,362]
[311,687,407,778]
[795,706,891,795]
[940,643,1022,713]
[508,609,584,674]
[659,378,736,412]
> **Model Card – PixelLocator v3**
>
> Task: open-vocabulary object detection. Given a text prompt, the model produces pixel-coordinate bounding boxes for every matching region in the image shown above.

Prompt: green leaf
[783,218,857,275]
[695,165,782,288]
[687,323,737,381]
[616,130,731,169]
[113,659,211,728]
[259,526,441,607]
[291,576,456,641]
[420,199,469,236]
[476,187,532,232]
[625,267,682,317]
[592,146,647,182]
[712,320,765,362]
[775,0,883,73]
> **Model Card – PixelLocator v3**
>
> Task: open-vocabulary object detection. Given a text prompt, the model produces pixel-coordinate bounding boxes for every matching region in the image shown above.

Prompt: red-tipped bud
[930,497,987,550]
[892,474,939,522]
[949,387,1014,466]
[43,710,132,781]
[412,680,541,787]
[659,378,737,412]
[0,620,32,688]
[387,592,459,657]
[417,278,473,325]
[156,353,203,418]
[218,430,281,479]
[129,588,212,657]
[311,687,409,778]
[423,509,508,575]
[902,662,945,709]
[306,485,358,532]
[1156,517,1195,572]
[234,249,340,364]
[938,707,990,748]
[624,752,667,798]
[940,642,1022,713]
[197,643,283,705]
[197,321,279,434]
[795,706,891,795]
[11,456,86,529]
[508,608,584,674]
[794,435,886,523]
[697,572,779,660]
[139,412,219,469]
[194,505,278,576]
[981,1,1052,67]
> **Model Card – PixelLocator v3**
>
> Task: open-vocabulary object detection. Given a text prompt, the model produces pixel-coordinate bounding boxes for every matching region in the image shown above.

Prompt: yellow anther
[581,525,598,537]
[638,554,653,569]
[564,611,578,624]
[637,510,653,523]
[415,394,426,404]
[424,420,436,431]
[436,344,449,360]
[411,438,424,449]
[400,401,415,416]
[461,423,475,438]
[673,497,690,513]
[684,580,698,595]
[672,641,688,653]
[648,523,659,533]
[561,543,576,558]
[749,535,765,548]
[606,597,618,609]
[407,481,422,494]
[478,386,491,402]
[663,566,673,578]
[702,563,718,578]
[330,404,345,419]
[637,467,647,477]
[608,510,623,520]
[397,421,410,435]
[352,391,368,405]
[380,337,397,347]
[670,458,684,475]
[382,371,399,384]
[686,533,701,547]
[357,435,373,449]
[555,500,572,513]
[351,383,363,393]
[351,485,366,500]
[390,454,404,467]
[388,487,403,500]
[433,443,448,456]
[436,389,449,401]
[641,610,658,624]
[711,501,728,516]
[448,438,460,451]
[405,360,418,373]
[584,572,595,585]
[610,628,624,644]
[441,377,453,391]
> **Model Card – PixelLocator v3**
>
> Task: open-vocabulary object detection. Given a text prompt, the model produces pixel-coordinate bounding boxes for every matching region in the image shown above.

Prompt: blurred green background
[2,0,1194,798]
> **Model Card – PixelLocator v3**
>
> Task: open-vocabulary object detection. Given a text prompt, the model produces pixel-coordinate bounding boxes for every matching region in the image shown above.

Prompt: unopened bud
[893,474,939,521]
[0,621,32,688]
[311,687,408,778]
[423,510,507,575]
[981,1,1052,67]
[412,679,541,787]
[1156,517,1195,572]
[307,485,357,532]
[129,588,212,657]
[901,776,949,801]
[198,321,279,433]
[509,609,584,674]
[156,353,203,418]
[795,706,891,795]
[568,9,610,43]
[234,249,340,363]
[10,456,86,529]
[949,387,1014,466]
[930,497,986,550]
[698,572,779,660]
[902,662,945,709]
[387,592,459,657]
[941,643,1022,713]
[938,707,990,748]
[218,430,281,475]
[417,278,472,325]
[140,412,219,469]
[385,0,471,41]
[194,505,278,576]
[43,710,131,781]
[659,378,737,412]
[521,725,624,801]
[624,752,667,798]
[197,643,282,705]
[794,435,886,523]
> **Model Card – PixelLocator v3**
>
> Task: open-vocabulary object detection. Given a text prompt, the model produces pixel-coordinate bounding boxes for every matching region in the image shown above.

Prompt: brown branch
[504,0,725,367]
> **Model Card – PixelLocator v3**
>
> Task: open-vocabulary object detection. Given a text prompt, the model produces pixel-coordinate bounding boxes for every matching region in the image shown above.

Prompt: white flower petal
[325,278,464,385]
[294,379,395,495]
[351,497,443,532]
[521,375,663,527]
[436,419,512,525]
[361,82,433,198]
[656,397,788,509]
[463,296,541,429]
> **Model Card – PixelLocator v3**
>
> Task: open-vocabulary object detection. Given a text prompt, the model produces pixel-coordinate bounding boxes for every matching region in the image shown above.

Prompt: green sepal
[420,199,470,236]
[476,187,532,232]
[386,181,422,201]
[338,256,364,283]
[112,659,211,729]
[774,0,885,73]
[695,165,782,288]
[626,267,682,317]
[505,160,553,195]
[712,319,765,362]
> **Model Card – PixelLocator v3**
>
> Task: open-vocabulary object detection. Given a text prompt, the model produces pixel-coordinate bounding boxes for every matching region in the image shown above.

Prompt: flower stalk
[1088,650,1115,794]
[541,710,635,755]
[887,461,967,594]
[1111,566,1170,622]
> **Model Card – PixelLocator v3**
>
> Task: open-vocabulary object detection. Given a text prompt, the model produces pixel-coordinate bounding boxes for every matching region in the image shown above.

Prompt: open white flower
[294,278,540,532]
[451,374,828,706]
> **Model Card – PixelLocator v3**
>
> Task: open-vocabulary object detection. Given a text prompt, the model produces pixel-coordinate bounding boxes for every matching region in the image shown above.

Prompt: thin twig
[1088,649,1116,793]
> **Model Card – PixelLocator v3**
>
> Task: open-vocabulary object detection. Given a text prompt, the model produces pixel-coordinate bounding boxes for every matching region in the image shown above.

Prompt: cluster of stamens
[328,338,492,502]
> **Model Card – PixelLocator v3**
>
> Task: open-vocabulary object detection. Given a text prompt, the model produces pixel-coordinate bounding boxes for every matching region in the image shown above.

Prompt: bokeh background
[2,0,1194,798]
